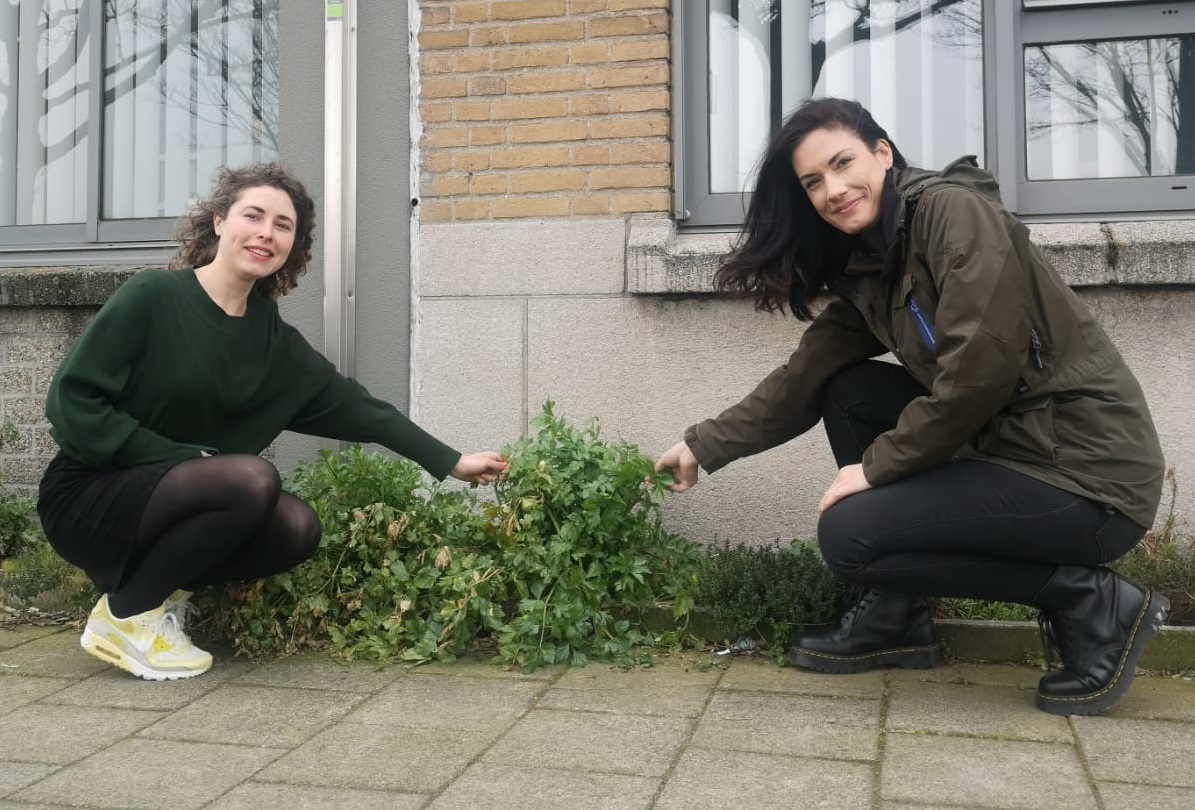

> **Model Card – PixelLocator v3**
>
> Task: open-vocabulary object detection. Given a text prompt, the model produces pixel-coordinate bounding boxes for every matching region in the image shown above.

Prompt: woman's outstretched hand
[654,440,700,493]
[817,463,872,515]
[450,451,508,485]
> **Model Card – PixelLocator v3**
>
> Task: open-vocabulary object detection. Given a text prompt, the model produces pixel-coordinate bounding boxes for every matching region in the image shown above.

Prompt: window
[677,0,1195,226]
[0,0,278,253]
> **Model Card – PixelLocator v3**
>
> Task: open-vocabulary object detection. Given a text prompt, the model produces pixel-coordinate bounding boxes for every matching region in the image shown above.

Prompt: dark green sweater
[45,268,461,479]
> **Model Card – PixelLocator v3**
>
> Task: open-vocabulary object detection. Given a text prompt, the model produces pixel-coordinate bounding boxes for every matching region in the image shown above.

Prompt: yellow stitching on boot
[793,643,939,661]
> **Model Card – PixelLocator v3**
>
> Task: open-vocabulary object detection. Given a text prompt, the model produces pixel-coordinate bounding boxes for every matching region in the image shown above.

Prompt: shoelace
[153,610,194,649]
[841,590,879,630]
[166,598,199,631]
[1037,612,1062,671]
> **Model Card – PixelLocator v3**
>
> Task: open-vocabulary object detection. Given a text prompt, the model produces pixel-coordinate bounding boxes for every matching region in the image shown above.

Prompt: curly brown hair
[169,163,316,299]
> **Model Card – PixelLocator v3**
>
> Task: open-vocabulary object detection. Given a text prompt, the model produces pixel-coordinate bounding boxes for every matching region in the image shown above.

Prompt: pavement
[1,624,1194,810]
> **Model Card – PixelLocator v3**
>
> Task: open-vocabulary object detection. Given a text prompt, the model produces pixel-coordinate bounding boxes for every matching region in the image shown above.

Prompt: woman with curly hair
[37,163,507,681]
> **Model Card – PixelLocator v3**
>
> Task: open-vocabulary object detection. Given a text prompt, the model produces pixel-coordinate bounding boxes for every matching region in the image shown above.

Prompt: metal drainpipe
[323,0,357,380]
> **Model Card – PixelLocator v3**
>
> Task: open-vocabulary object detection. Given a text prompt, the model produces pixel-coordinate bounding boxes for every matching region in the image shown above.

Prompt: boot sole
[1035,590,1169,716]
[787,643,941,674]
[80,628,212,682]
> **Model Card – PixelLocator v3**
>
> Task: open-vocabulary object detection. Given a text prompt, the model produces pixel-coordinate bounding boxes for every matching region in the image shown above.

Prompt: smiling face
[791,126,893,235]
[211,185,297,283]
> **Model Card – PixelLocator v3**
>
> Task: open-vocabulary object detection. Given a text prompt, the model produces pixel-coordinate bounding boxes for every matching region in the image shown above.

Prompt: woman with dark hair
[38,163,507,681]
[654,97,1168,716]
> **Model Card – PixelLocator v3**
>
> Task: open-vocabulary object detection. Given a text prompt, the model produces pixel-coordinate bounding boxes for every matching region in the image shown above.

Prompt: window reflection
[1025,37,1195,180]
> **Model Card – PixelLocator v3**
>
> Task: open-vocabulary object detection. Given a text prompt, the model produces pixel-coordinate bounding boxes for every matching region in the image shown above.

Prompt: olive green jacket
[684,158,1164,529]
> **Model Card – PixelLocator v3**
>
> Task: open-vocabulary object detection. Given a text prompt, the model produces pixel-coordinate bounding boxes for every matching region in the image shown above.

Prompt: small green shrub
[693,539,858,655]
[0,538,90,607]
[0,483,37,559]
[932,599,1037,622]
[1114,471,1194,625]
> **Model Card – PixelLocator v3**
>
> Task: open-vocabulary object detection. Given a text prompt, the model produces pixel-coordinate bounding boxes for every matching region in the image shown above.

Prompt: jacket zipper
[1029,328,1044,369]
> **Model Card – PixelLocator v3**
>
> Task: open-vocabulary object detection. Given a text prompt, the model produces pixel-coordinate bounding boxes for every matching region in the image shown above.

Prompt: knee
[226,456,283,514]
[292,501,322,562]
[816,504,867,578]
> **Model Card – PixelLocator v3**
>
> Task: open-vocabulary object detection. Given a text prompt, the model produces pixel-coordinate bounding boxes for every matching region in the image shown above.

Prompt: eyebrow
[242,204,294,224]
[798,148,854,184]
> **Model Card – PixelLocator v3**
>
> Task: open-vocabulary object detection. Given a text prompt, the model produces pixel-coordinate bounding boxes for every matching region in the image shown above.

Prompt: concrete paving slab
[0,704,164,764]
[256,722,498,793]
[1099,782,1195,810]
[0,632,107,679]
[536,659,719,717]
[885,664,968,686]
[0,675,69,715]
[39,661,251,712]
[1106,676,1195,722]
[411,655,562,681]
[881,734,1096,809]
[0,802,82,810]
[717,658,885,698]
[425,762,658,810]
[206,781,426,810]
[0,764,57,798]
[1073,716,1195,788]
[0,626,63,651]
[886,681,1072,743]
[654,747,873,810]
[229,652,400,693]
[956,663,1042,689]
[481,709,692,778]
[691,691,880,761]
[10,737,284,810]
[882,805,1007,810]
[346,673,544,730]
[138,684,365,748]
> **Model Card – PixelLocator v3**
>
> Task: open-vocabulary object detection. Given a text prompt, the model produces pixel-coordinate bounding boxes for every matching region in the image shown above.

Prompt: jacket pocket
[975,395,1060,465]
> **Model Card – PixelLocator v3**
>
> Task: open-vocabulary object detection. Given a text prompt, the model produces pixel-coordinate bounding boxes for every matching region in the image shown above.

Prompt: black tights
[815,361,1145,606]
[107,455,320,618]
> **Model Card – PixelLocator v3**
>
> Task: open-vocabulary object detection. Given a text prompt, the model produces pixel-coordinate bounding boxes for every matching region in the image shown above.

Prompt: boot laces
[1037,612,1060,670]
[842,590,880,630]
[166,598,199,630]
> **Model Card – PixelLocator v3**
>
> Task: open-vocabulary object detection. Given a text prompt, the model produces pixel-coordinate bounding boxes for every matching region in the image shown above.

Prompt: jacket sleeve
[282,326,462,480]
[45,273,207,467]
[862,186,1032,485]
[685,297,886,473]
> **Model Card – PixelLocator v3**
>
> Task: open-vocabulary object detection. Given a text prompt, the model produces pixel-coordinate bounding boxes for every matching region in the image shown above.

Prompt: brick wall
[416,0,671,221]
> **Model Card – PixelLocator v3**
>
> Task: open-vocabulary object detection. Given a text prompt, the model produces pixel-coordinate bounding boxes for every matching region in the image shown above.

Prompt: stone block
[1099,782,1195,810]
[1074,716,1195,787]
[537,659,719,717]
[1026,221,1111,286]
[1108,220,1195,285]
[0,704,165,764]
[0,632,109,679]
[208,782,427,810]
[345,674,545,730]
[0,762,57,798]
[43,662,252,712]
[0,675,69,716]
[231,653,401,694]
[427,763,658,810]
[886,681,1072,742]
[716,658,885,698]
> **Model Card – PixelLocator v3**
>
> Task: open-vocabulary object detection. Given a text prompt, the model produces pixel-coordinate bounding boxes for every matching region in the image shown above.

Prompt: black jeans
[816,361,1144,605]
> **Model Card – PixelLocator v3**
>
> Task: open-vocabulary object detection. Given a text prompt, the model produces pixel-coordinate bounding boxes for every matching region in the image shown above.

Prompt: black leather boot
[1034,565,1169,716]
[786,590,941,673]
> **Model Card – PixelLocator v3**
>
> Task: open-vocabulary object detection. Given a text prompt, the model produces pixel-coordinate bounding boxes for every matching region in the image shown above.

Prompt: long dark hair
[170,163,316,299]
[714,97,908,320]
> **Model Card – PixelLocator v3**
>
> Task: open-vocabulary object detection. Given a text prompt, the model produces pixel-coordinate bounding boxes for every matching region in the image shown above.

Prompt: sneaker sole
[787,643,941,674]
[1035,590,1169,716]
[80,628,212,681]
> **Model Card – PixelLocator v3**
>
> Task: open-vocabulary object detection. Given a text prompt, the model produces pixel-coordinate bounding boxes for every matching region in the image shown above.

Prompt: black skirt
[37,451,185,592]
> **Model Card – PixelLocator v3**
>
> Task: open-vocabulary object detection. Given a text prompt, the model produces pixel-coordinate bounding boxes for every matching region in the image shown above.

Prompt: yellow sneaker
[80,595,213,680]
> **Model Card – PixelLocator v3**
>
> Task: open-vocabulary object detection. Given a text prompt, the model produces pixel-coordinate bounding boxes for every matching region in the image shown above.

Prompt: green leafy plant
[1114,468,1194,625]
[0,538,90,606]
[693,539,859,657]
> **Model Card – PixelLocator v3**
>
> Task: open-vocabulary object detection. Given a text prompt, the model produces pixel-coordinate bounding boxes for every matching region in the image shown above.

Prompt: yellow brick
[422,6,451,26]
[509,169,586,193]
[609,90,669,113]
[572,193,612,215]
[508,120,588,143]
[570,95,609,116]
[423,153,454,174]
[610,39,669,63]
[455,52,492,72]
[507,72,586,94]
[451,2,490,23]
[588,115,668,139]
[423,126,469,148]
[455,198,492,220]
[570,43,609,64]
[421,53,455,74]
[422,102,454,124]
[420,28,469,50]
[588,13,667,37]
[508,22,585,43]
[572,144,610,165]
[455,100,492,121]
[419,200,453,221]
[491,98,570,120]
[492,196,571,218]
[470,126,507,146]
[469,76,507,96]
[494,46,571,71]
[588,166,670,189]
[471,26,509,46]
[569,0,606,12]
[421,77,468,99]
[470,174,509,194]
[610,141,670,164]
[587,65,668,89]
[612,190,671,213]
[431,174,470,196]
[489,145,571,168]
[608,0,667,9]
[493,0,566,20]
[454,151,492,171]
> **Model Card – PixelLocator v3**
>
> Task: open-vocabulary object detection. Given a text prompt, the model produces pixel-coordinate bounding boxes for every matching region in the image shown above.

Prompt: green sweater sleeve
[282,326,461,480]
[45,273,209,467]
